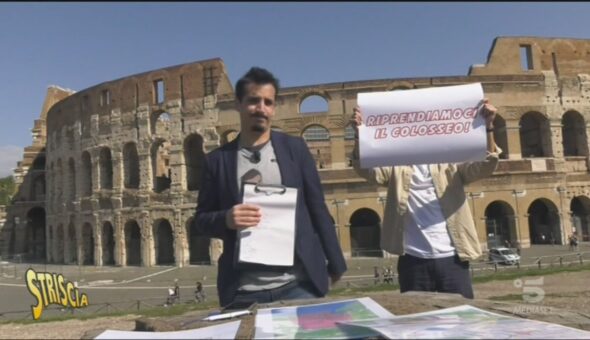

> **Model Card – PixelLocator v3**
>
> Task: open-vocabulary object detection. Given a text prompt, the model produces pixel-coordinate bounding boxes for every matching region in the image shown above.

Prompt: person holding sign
[350,99,499,299]
[195,67,347,307]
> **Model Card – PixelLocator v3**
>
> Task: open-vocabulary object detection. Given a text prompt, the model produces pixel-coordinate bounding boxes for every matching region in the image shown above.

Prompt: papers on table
[254,297,394,339]
[338,304,590,339]
[94,320,241,339]
[358,83,487,167]
[238,183,298,266]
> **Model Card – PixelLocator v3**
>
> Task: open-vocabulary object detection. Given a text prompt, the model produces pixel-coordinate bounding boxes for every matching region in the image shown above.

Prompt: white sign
[95,320,241,339]
[358,83,486,168]
[239,184,298,266]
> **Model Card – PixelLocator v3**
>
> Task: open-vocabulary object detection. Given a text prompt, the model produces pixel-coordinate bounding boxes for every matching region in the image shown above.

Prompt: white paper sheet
[94,320,241,339]
[338,304,590,339]
[358,83,486,168]
[238,183,298,266]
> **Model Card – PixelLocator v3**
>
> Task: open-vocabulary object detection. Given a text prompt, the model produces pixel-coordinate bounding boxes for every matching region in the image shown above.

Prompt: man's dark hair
[235,67,280,102]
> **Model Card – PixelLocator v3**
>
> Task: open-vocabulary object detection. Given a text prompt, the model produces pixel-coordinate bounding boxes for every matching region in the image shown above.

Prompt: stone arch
[99,147,113,189]
[56,158,63,202]
[47,225,53,262]
[81,222,95,265]
[31,155,45,170]
[527,198,561,245]
[484,201,516,249]
[519,111,550,158]
[102,222,115,265]
[26,207,46,261]
[493,114,509,159]
[349,208,382,257]
[299,93,329,115]
[151,139,171,193]
[151,110,172,136]
[153,219,175,265]
[562,110,588,157]
[184,133,205,191]
[222,129,238,145]
[124,220,142,266]
[302,124,331,169]
[344,123,356,166]
[81,151,92,196]
[31,174,45,201]
[55,224,64,263]
[68,158,76,200]
[570,196,590,242]
[67,221,77,264]
[186,218,211,264]
[385,81,414,91]
[123,142,140,189]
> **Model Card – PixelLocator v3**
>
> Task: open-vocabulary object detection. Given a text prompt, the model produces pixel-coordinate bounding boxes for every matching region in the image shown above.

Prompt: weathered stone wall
[4,37,590,266]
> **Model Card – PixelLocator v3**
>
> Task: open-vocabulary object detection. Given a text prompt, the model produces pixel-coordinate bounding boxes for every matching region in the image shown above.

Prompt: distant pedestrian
[166,280,180,305]
[373,266,381,285]
[195,281,206,303]
[504,239,512,249]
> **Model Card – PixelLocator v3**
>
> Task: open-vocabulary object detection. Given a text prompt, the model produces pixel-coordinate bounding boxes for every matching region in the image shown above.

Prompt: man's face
[237,83,276,133]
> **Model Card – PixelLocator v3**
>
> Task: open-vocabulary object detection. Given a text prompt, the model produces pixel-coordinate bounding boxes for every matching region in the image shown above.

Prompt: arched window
[123,142,140,189]
[31,156,45,170]
[81,151,92,196]
[302,125,330,141]
[519,112,549,158]
[302,125,331,169]
[102,222,115,265]
[562,111,588,157]
[528,199,561,245]
[153,219,175,265]
[68,158,76,200]
[484,201,516,249]
[124,220,142,266]
[300,95,329,115]
[184,134,205,191]
[152,139,171,193]
[571,196,590,242]
[151,111,172,135]
[222,130,238,145]
[349,208,382,257]
[99,147,113,189]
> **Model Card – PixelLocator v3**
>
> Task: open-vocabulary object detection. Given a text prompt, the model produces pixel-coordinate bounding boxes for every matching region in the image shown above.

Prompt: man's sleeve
[297,138,347,276]
[194,155,229,239]
[457,145,502,184]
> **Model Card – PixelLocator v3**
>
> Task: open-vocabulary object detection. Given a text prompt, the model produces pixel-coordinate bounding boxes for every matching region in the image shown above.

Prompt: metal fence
[0,296,205,322]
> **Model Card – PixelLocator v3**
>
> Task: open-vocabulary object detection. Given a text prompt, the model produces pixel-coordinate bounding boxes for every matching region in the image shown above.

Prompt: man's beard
[251,124,267,133]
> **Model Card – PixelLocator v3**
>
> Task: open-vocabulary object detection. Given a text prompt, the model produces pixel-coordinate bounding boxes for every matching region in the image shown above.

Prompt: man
[195,281,206,303]
[195,67,347,307]
[350,99,499,299]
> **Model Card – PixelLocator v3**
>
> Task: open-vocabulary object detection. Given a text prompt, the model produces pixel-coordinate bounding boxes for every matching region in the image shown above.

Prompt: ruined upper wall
[46,58,234,133]
[469,37,590,77]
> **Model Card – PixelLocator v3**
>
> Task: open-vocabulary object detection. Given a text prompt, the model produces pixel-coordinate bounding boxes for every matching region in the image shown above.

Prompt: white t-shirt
[403,164,456,259]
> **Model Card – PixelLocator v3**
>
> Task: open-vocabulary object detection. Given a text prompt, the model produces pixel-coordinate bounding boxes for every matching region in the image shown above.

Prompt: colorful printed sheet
[338,304,590,339]
[254,297,395,339]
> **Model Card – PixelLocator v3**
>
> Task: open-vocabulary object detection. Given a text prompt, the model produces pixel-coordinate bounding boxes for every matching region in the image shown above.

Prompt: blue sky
[1,2,589,177]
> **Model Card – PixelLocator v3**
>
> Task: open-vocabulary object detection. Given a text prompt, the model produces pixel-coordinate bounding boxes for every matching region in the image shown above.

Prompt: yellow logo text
[25,268,89,320]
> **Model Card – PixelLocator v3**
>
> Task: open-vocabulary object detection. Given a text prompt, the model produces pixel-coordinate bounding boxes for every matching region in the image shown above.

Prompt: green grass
[0,301,218,325]
[471,263,590,284]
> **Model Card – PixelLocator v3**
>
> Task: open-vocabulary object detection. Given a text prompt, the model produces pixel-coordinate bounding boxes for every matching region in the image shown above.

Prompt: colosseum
[1,36,590,267]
